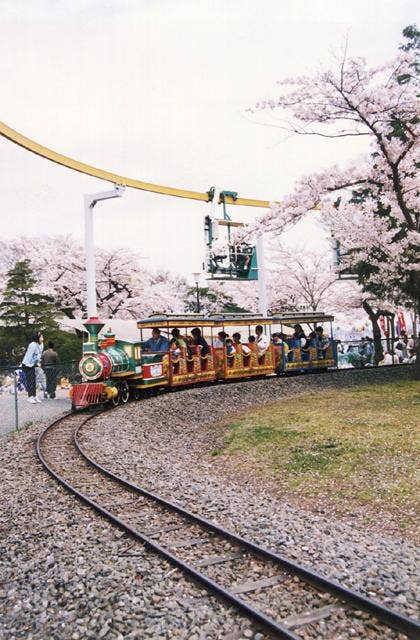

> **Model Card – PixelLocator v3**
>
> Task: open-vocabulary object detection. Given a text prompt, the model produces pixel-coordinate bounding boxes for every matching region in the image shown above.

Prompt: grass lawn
[215,381,419,537]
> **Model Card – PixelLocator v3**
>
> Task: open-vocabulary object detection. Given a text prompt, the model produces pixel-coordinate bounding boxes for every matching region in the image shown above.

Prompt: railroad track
[37,412,419,640]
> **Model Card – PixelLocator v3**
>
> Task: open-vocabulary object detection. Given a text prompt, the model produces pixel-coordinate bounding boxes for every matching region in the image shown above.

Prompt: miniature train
[70,313,337,410]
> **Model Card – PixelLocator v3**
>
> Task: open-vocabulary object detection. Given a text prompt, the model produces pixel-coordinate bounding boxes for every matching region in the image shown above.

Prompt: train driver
[143,328,170,352]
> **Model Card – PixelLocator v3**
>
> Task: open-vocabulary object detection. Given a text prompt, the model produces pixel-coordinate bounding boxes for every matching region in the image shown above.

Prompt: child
[35,366,48,399]
[169,338,181,358]
[225,338,235,356]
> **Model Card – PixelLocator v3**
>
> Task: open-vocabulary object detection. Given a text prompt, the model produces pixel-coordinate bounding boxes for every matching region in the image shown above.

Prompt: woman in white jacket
[21,332,44,403]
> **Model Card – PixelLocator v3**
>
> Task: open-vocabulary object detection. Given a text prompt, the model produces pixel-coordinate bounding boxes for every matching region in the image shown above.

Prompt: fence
[0,339,414,437]
[0,361,81,437]
[337,337,415,368]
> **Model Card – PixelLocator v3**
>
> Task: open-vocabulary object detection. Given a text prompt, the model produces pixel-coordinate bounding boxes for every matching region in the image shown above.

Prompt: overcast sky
[0,0,417,282]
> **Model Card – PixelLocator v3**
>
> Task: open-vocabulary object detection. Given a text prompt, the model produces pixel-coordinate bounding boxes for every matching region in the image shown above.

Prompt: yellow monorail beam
[0,121,271,208]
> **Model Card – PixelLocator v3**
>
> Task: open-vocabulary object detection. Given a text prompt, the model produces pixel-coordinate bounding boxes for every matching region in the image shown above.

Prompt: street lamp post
[192,272,201,313]
[84,184,125,317]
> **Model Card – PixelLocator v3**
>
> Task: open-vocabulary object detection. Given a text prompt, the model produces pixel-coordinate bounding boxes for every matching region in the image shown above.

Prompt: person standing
[41,341,59,399]
[21,332,44,403]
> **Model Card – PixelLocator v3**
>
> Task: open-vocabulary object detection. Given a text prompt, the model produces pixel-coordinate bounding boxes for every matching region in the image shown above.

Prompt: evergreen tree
[0,260,59,363]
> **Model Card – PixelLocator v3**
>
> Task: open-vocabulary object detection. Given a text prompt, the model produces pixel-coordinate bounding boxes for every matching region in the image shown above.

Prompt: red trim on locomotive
[71,382,105,408]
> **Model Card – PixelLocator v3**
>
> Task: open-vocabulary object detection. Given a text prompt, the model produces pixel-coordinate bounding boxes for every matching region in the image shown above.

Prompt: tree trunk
[414,305,420,380]
[390,313,396,353]
[362,300,383,365]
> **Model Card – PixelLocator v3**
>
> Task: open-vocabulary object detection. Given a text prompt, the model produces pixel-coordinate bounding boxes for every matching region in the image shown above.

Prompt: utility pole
[84,184,125,317]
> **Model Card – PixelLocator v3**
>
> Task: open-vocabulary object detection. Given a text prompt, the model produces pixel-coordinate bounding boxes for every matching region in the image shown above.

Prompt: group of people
[337,329,417,366]
[143,327,210,358]
[358,336,375,365]
[282,323,330,360]
[393,331,417,363]
[142,323,331,363]
[21,332,59,403]
[214,325,269,358]
[142,325,271,360]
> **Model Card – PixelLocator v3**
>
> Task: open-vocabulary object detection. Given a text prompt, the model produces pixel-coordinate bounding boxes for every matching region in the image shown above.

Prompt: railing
[336,338,415,368]
[0,361,81,436]
[1,340,414,436]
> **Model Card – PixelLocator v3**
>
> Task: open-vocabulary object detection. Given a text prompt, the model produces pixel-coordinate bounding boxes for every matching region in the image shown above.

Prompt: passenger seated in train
[214,331,228,348]
[225,338,235,355]
[302,331,316,361]
[169,338,181,358]
[255,325,268,355]
[292,324,306,346]
[143,328,170,352]
[232,332,251,355]
[276,333,290,356]
[315,326,330,358]
[171,328,187,349]
[191,327,209,356]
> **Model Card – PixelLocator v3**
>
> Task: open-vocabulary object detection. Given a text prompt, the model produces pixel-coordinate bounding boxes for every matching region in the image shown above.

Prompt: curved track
[37,410,419,639]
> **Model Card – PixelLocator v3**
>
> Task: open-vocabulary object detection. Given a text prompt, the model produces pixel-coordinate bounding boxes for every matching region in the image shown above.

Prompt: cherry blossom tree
[251,37,418,297]
[183,281,248,315]
[0,236,187,319]
[208,243,361,320]
[266,243,339,312]
[248,28,419,365]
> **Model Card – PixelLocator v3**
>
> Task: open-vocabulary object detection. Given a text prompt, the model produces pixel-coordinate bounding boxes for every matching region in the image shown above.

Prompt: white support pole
[83,184,125,318]
[256,234,268,318]
[210,185,220,217]
[84,196,97,318]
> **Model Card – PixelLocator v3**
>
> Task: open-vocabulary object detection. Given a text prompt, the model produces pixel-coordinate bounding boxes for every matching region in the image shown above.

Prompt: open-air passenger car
[70,312,337,409]
[271,312,337,373]
[136,314,275,387]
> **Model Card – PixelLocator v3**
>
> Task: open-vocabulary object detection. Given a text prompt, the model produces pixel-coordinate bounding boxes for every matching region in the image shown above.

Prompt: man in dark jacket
[41,341,59,399]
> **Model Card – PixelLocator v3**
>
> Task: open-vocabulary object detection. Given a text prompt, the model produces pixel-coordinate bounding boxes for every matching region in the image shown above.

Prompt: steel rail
[73,420,420,639]
[0,121,271,208]
[37,413,299,639]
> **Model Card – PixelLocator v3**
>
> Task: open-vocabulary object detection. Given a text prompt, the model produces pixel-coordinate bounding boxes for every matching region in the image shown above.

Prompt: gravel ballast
[1,366,418,639]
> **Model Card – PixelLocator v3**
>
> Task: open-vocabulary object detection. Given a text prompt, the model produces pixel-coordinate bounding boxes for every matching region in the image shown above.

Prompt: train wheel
[132,388,141,400]
[120,382,129,404]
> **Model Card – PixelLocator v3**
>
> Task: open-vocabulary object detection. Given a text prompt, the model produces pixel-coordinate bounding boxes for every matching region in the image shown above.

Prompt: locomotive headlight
[79,352,112,381]
[80,355,102,380]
